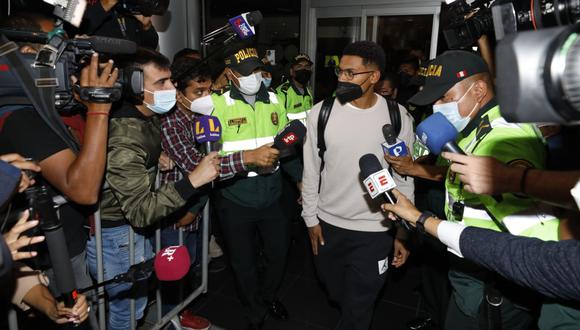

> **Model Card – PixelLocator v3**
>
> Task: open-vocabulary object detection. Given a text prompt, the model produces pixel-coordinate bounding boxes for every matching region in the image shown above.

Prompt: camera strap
[0,34,79,153]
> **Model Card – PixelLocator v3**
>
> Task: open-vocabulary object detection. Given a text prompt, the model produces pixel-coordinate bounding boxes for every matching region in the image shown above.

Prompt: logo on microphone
[363,169,396,199]
[195,116,221,141]
[230,16,254,39]
[161,246,179,262]
[282,133,297,145]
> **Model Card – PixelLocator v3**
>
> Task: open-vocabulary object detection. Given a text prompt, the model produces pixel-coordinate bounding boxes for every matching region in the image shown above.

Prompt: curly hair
[342,41,386,73]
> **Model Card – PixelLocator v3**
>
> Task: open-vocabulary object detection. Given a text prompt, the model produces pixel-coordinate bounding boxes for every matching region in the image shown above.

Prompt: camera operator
[87,47,219,330]
[0,12,119,326]
[404,49,579,329]
[69,0,160,49]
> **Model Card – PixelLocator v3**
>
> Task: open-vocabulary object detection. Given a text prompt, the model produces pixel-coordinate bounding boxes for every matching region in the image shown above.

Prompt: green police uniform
[444,101,579,329]
[275,80,313,123]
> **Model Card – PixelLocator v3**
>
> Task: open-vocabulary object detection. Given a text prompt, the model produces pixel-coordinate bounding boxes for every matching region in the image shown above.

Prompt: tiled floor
[187,222,428,330]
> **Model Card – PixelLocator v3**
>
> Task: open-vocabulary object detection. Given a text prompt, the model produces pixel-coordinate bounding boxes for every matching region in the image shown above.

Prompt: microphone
[359,154,411,230]
[78,245,191,294]
[273,120,306,158]
[416,112,465,155]
[153,245,191,281]
[69,36,138,55]
[202,11,263,45]
[194,115,222,154]
[381,124,408,157]
[30,185,77,307]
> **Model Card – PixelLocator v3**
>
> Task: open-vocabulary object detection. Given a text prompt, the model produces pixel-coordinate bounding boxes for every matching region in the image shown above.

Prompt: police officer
[210,45,302,330]
[276,53,313,123]
[408,50,579,329]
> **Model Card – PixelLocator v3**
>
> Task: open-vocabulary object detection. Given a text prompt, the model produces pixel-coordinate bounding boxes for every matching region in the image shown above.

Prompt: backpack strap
[317,97,335,193]
[386,99,402,137]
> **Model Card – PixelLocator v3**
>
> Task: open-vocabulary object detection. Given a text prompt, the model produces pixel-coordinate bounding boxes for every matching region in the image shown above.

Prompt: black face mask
[336,81,363,104]
[294,69,312,85]
[335,74,371,104]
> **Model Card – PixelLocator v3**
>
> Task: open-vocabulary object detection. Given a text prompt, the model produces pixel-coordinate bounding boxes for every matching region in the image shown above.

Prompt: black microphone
[32,186,77,307]
[273,120,306,158]
[359,154,411,230]
[69,36,138,54]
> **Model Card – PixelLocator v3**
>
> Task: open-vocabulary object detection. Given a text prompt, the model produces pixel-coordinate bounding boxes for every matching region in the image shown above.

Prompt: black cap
[291,53,313,66]
[224,46,263,76]
[409,50,489,106]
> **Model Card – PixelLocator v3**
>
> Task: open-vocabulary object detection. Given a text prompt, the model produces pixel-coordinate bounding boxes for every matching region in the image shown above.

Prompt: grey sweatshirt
[301,95,415,232]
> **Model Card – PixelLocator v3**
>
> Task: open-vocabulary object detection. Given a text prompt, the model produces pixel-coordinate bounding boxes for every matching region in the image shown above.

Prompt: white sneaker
[208,235,223,258]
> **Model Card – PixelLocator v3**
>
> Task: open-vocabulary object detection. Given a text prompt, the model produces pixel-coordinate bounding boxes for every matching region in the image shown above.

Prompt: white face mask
[144,89,177,114]
[432,83,478,132]
[236,72,263,95]
[183,94,214,116]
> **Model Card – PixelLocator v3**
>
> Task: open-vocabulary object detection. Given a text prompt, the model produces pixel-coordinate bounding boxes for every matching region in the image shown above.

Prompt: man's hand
[176,212,199,228]
[391,238,410,268]
[133,14,153,30]
[158,152,175,172]
[243,143,280,167]
[188,152,220,188]
[307,224,325,256]
[73,53,119,113]
[442,152,519,195]
[3,210,45,261]
[380,189,421,225]
[384,147,414,176]
[0,153,41,192]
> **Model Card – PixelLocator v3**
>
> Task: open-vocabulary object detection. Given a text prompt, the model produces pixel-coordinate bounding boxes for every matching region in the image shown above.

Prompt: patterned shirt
[160,108,246,184]
[160,108,246,230]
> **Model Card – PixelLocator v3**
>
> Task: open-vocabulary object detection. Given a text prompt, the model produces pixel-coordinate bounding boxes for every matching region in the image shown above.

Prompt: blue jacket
[460,227,580,301]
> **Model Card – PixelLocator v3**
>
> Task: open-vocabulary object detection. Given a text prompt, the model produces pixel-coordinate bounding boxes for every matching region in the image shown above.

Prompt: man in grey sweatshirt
[301,41,415,330]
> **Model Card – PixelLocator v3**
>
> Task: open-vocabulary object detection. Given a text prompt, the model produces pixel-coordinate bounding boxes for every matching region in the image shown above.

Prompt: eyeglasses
[334,68,374,81]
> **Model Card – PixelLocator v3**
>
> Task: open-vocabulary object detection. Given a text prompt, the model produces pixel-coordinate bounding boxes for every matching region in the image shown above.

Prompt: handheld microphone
[194,116,222,154]
[153,245,191,281]
[273,120,306,158]
[359,154,411,230]
[202,11,263,45]
[381,124,408,157]
[32,186,77,307]
[416,112,465,155]
[79,245,191,294]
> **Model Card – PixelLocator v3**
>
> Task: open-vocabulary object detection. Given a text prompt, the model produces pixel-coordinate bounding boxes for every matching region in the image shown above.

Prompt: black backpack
[316,97,401,191]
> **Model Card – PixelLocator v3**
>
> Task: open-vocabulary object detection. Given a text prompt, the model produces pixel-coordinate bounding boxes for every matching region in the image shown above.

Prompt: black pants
[216,197,290,325]
[315,220,393,330]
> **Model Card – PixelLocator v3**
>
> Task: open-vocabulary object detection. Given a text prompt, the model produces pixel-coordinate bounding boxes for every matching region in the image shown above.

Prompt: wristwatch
[415,212,433,234]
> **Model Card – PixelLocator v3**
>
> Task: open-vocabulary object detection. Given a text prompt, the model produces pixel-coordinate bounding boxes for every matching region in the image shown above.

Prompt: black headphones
[120,66,144,105]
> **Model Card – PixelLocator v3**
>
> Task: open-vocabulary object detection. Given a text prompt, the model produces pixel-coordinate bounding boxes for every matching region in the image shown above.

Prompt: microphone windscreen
[273,120,306,150]
[85,36,137,54]
[416,112,458,155]
[247,11,263,26]
[194,116,222,143]
[382,124,397,145]
[154,246,191,281]
[359,153,383,178]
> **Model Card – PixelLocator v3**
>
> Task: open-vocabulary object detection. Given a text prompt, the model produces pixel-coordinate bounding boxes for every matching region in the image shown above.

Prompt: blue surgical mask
[433,83,478,132]
[144,89,177,114]
[263,77,272,89]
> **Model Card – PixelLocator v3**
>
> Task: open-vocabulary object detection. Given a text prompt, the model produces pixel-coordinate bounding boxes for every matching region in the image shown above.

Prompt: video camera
[116,0,170,17]
[443,0,580,49]
[0,28,143,112]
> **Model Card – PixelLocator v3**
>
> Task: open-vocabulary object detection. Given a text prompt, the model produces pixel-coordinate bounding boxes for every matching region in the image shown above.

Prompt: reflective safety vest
[275,81,312,124]
[211,90,288,156]
[444,105,559,241]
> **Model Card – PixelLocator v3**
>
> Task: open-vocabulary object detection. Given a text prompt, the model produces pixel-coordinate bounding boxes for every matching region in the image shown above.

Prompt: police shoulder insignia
[271,112,279,125]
